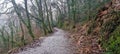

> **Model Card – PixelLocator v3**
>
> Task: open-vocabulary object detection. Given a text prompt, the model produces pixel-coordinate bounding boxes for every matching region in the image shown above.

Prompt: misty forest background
[0,0,120,54]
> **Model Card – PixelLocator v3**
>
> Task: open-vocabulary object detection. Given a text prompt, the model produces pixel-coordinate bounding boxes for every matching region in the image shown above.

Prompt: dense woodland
[0,0,120,54]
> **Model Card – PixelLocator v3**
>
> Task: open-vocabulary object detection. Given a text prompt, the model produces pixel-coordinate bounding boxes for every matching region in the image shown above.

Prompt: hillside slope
[69,0,120,54]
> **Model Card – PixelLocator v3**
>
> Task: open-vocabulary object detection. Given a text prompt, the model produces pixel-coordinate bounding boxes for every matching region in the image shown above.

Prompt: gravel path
[16,28,74,54]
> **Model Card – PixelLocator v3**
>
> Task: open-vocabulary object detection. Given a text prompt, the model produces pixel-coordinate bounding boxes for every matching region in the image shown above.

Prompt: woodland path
[16,28,75,54]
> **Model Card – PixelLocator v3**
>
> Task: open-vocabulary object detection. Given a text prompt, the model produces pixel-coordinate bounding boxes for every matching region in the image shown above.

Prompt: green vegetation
[0,0,119,54]
[103,25,120,54]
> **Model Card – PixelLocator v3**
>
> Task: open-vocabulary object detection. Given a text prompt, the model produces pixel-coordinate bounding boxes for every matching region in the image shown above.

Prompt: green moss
[103,25,120,54]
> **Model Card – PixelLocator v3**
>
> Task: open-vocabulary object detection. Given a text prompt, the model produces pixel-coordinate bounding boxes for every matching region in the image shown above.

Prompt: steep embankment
[69,0,120,54]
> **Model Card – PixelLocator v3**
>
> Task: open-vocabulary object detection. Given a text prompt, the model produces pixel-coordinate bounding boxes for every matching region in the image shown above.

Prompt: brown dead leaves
[68,25,103,54]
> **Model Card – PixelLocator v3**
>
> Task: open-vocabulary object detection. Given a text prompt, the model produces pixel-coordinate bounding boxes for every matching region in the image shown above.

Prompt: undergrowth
[103,25,120,54]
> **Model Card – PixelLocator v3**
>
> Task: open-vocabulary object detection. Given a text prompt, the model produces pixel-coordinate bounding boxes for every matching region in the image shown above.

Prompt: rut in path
[16,28,75,54]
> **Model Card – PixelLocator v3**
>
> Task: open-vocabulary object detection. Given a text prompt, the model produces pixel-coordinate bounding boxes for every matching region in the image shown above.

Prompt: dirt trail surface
[15,28,75,54]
